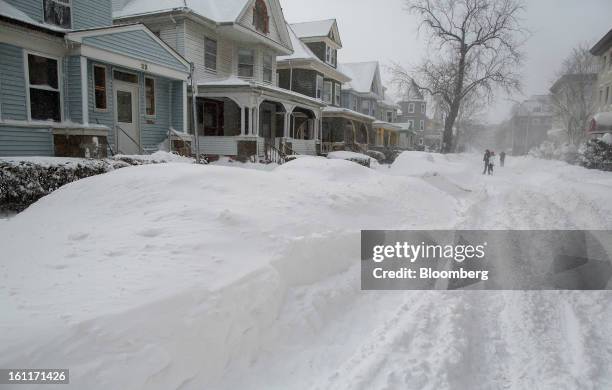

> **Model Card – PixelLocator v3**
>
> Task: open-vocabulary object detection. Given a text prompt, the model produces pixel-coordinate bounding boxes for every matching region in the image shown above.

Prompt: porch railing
[115,124,144,155]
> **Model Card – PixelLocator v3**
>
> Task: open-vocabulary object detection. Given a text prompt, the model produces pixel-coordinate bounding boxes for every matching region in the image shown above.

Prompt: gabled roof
[591,28,612,56]
[277,24,350,83]
[339,62,380,94]
[114,0,292,53]
[290,19,342,47]
[114,0,249,23]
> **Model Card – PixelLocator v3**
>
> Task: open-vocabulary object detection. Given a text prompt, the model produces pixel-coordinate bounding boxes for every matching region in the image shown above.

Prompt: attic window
[253,0,269,34]
[43,0,72,29]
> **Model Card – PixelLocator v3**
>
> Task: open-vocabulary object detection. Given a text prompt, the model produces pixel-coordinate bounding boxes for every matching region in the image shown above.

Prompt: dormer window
[43,0,72,29]
[253,0,269,34]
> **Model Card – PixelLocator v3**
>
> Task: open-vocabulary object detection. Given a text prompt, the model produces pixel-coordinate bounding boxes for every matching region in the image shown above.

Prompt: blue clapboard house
[0,0,191,157]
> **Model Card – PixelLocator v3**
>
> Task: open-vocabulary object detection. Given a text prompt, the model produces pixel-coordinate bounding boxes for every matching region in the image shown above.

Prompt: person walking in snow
[483,149,491,175]
[488,152,495,175]
[500,151,506,167]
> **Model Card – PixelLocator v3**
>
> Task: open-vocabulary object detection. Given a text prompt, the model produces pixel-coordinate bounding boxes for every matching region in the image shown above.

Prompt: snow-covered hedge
[327,151,371,167]
[577,137,612,171]
[0,152,196,212]
[528,141,579,164]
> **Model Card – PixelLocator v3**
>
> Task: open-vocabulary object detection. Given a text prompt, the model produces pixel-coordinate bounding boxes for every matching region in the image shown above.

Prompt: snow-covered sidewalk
[0,152,611,389]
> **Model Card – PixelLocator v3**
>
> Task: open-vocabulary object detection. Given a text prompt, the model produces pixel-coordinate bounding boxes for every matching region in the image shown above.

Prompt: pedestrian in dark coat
[483,150,491,175]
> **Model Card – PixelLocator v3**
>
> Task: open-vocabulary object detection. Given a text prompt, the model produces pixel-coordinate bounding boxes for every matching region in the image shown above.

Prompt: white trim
[0,22,65,56]
[67,24,191,70]
[79,45,189,81]
[144,76,156,117]
[81,56,89,124]
[41,0,73,30]
[23,49,64,123]
[92,63,109,112]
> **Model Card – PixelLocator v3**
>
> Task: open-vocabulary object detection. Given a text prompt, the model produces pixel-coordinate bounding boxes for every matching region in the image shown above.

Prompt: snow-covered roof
[114,0,249,23]
[373,121,401,131]
[290,19,334,38]
[323,106,375,122]
[0,0,67,32]
[278,24,319,62]
[277,24,350,82]
[339,62,379,94]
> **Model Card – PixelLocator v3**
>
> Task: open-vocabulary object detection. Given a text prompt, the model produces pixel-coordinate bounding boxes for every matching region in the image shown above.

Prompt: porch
[321,107,374,154]
[194,81,325,159]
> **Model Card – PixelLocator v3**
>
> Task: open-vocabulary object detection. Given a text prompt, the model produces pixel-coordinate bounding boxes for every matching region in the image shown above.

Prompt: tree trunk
[442,46,467,154]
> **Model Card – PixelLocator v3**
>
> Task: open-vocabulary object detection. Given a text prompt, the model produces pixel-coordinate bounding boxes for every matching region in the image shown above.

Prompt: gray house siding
[0,126,54,157]
[73,0,113,29]
[170,80,184,132]
[82,30,186,72]
[3,0,43,23]
[306,42,326,63]
[140,75,171,151]
[65,56,83,123]
[0,43,27,121]
[4,0,111,30]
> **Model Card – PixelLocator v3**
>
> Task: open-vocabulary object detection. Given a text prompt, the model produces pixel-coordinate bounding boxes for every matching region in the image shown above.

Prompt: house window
[408,120,414,130]
[326,46,331,63]
[420,120,424,130]
[386,111,393,123]
[408,103,415,113]
[352,98,358,112]
[263,53,273,83]
[323,81,332,104]
[331,49,337,67]
[27,53,61,122]
[334,83,341,105]
[419,138,424,146]
[204,37,217,72]
[316,75,323,99]
[145,77,155,116]
[421,103,426,114]
[253,0,269,34]
[93,64,107,110]
[113,70,138,83]
[361,100,370,115]
[238,48,254,78]
[43,0,71,29]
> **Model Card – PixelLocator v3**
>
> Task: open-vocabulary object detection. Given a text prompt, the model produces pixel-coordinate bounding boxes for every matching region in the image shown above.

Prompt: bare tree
[550,44,598,146]
[392,0,527,153]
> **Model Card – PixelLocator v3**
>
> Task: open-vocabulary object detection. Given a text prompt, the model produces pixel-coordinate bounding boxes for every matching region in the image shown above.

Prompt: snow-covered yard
[1,152,611,389]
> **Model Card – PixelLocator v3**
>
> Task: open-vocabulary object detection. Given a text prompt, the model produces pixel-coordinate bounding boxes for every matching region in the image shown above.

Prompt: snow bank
[327,151,371,167]
[0,156,458,389]
[389,151,467,177]
[0,152,196,212]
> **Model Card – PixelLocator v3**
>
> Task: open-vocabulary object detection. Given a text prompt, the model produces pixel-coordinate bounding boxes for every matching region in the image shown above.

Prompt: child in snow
[488,152,495,175]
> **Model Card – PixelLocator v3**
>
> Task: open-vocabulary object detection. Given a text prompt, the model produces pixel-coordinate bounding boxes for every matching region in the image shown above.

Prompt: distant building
[589,29,612,134]
[511,95,554,155]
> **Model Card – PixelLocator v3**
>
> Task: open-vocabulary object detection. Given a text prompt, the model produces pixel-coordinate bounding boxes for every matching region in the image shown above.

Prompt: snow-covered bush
[577,137,612,171]
[365,150,386,163]
[0,158,111,212]
[528,141,579,164]
[327,151,371,167]
[0,152,197,212]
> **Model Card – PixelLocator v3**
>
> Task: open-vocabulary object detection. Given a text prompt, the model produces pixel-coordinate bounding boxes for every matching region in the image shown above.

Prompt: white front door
[114,81,140,155]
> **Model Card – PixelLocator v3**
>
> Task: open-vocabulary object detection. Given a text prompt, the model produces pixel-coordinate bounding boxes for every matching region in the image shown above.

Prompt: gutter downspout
[190,62,201,163]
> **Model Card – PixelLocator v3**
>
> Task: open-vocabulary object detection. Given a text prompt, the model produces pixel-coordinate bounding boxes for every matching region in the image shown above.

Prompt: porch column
[284,112,291,138]
[80,56,89,125]
[240,106,246,136]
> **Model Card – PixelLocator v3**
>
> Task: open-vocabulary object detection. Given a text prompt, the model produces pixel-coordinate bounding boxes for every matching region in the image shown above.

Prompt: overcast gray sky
[280,0,612,124]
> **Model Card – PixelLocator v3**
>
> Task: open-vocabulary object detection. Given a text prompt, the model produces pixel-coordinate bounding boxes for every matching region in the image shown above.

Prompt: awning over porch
[322,107,376,123]
[373,120,402,132]
[66,24,191,81]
